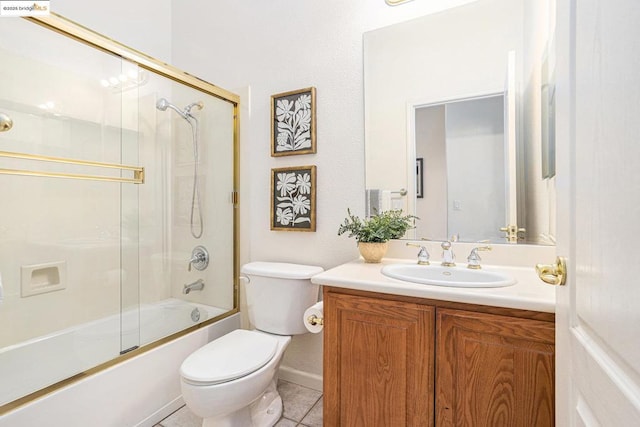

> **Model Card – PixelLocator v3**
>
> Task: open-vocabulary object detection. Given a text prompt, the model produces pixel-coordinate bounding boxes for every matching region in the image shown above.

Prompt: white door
[555,0,640,425]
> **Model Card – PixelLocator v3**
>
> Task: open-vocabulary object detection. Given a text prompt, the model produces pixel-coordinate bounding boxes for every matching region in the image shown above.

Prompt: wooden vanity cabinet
[323,287,555,427]
[436,308,555,426]
[323,290,436,426]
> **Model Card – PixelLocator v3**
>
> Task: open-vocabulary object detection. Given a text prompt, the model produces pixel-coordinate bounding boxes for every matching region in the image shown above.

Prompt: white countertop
[311,258,556,313]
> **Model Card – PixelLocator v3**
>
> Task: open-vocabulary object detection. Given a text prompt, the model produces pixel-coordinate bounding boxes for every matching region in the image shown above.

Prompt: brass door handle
[535,256,567,286]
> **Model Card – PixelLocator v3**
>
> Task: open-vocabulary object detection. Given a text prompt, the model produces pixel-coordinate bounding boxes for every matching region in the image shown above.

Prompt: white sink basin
[381,264,517,288]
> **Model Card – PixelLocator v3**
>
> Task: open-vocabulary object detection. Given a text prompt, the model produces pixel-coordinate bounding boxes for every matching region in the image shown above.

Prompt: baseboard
[135,396,185,427]
[278,366,323,392]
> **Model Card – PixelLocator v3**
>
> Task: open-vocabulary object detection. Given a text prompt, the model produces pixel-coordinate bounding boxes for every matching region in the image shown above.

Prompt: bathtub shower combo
[0,16,239,410]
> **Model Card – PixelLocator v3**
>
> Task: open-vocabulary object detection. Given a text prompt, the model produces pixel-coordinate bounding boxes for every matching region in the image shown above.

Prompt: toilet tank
[241,262,323,335]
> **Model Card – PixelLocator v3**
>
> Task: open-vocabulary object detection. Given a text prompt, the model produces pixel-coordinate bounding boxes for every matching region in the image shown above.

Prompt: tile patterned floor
[155,379,322,427]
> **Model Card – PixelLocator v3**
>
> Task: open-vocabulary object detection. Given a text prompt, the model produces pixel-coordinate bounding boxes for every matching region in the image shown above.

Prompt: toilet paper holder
[304,301,324,333]
[307,314,324,326]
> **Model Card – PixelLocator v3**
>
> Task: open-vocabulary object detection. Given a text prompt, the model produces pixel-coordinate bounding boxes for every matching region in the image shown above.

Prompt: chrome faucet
[183,279,205,294]
[441,241,456,267]
[406,242,430,265]
[466,246,492,269]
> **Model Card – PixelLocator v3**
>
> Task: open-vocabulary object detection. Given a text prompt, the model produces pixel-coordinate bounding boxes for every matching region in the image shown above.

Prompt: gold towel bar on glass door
[0,150,145,184]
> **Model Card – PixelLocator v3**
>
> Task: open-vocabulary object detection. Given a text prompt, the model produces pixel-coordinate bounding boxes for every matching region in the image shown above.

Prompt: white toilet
[180,262,323,427]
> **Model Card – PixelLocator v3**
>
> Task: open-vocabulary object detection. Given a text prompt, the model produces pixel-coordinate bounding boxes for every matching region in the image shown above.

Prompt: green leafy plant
[337,209,418,243]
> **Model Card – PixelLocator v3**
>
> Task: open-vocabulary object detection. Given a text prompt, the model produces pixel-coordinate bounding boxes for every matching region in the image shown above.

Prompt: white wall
[414,97,506,243]
[446,96,506,242]
[171,0,478,269]
[7,0,484,403]
[52,0,172,64]
[170,0,479,386]
[415,105,447,240]
[365,0,524,223]
[521,0,553,243]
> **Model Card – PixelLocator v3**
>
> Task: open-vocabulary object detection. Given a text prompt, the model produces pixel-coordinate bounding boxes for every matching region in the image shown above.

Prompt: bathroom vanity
[312,258,555,426]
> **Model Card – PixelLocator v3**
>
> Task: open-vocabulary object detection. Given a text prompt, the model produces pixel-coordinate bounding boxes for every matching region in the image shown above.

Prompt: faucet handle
[187,246,209,272]
[467,246,492,269]
[440,240,456,267]
[406,242,430,265]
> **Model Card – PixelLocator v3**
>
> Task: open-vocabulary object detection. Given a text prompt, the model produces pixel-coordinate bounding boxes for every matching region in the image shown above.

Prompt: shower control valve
[188,245,209,271]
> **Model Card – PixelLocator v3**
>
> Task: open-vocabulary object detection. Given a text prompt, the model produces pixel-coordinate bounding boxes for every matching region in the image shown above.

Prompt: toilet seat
[180,329,278,385]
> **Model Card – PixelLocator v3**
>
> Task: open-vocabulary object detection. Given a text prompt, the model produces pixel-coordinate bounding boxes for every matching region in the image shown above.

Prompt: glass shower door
[0,18,141,406]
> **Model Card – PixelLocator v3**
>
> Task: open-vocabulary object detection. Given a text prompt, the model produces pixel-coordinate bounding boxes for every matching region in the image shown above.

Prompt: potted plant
[338,209,417,263]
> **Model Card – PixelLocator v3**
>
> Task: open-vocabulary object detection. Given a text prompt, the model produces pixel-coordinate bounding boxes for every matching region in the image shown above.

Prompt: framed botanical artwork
[271,87,316,156]
[271,165,316,232]
[416,158,424,199]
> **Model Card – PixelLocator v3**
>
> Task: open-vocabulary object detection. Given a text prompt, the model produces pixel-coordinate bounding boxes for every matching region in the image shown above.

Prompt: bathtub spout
[183,279,205,294]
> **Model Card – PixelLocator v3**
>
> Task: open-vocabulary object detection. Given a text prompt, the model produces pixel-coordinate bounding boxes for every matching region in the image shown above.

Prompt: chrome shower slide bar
[0,150,144,184]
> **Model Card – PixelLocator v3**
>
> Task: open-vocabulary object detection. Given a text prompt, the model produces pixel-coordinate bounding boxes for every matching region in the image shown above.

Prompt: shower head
[156,98,188,120]
[156,98,204,120]
[156,98,171,112]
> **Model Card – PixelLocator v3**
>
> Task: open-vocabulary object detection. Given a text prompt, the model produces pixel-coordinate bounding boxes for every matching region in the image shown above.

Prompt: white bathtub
[0,298,227,407]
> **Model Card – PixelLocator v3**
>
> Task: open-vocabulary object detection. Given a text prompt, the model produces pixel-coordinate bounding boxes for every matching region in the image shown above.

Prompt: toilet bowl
[179,262,323,427]
[181,330,291,426]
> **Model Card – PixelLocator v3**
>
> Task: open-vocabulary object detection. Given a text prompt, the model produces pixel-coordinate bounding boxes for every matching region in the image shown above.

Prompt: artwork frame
[271,165,317,232]
[271,87,317,156]
[416,157,424,199]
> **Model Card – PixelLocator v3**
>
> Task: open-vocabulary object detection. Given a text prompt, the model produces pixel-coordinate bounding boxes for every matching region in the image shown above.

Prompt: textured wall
[53,0,172,63]
[48,0,480,387]
[171,0,478,386]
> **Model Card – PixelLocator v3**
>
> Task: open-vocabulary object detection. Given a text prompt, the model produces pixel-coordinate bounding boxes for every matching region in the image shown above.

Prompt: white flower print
[295,94,311,111]
[296,173,311,194]
[296,109,311,132]
[276,99,294,122]
[292,195,310,215]
[276,172,296,196]
[276,131,289,148]
[274,91,313,153]
[273,167,314,229]
[276,207,293,225]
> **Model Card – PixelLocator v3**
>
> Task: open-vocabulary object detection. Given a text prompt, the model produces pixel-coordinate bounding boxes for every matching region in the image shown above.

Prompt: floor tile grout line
[157,383,321,426]
[298,394,323,426]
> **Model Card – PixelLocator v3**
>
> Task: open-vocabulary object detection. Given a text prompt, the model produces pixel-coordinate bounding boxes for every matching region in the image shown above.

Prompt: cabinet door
[324,291,435,426]
[436,308,555,427]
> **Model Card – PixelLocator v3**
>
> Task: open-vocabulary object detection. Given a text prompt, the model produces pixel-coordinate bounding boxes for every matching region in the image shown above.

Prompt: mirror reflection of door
[414,95,506,242]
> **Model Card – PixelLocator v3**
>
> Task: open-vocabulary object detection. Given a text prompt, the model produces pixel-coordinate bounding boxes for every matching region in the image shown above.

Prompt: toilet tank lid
[241,262,324,279]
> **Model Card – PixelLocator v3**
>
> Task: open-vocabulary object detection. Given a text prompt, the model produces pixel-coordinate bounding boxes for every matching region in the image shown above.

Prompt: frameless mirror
[364,0,555,244]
